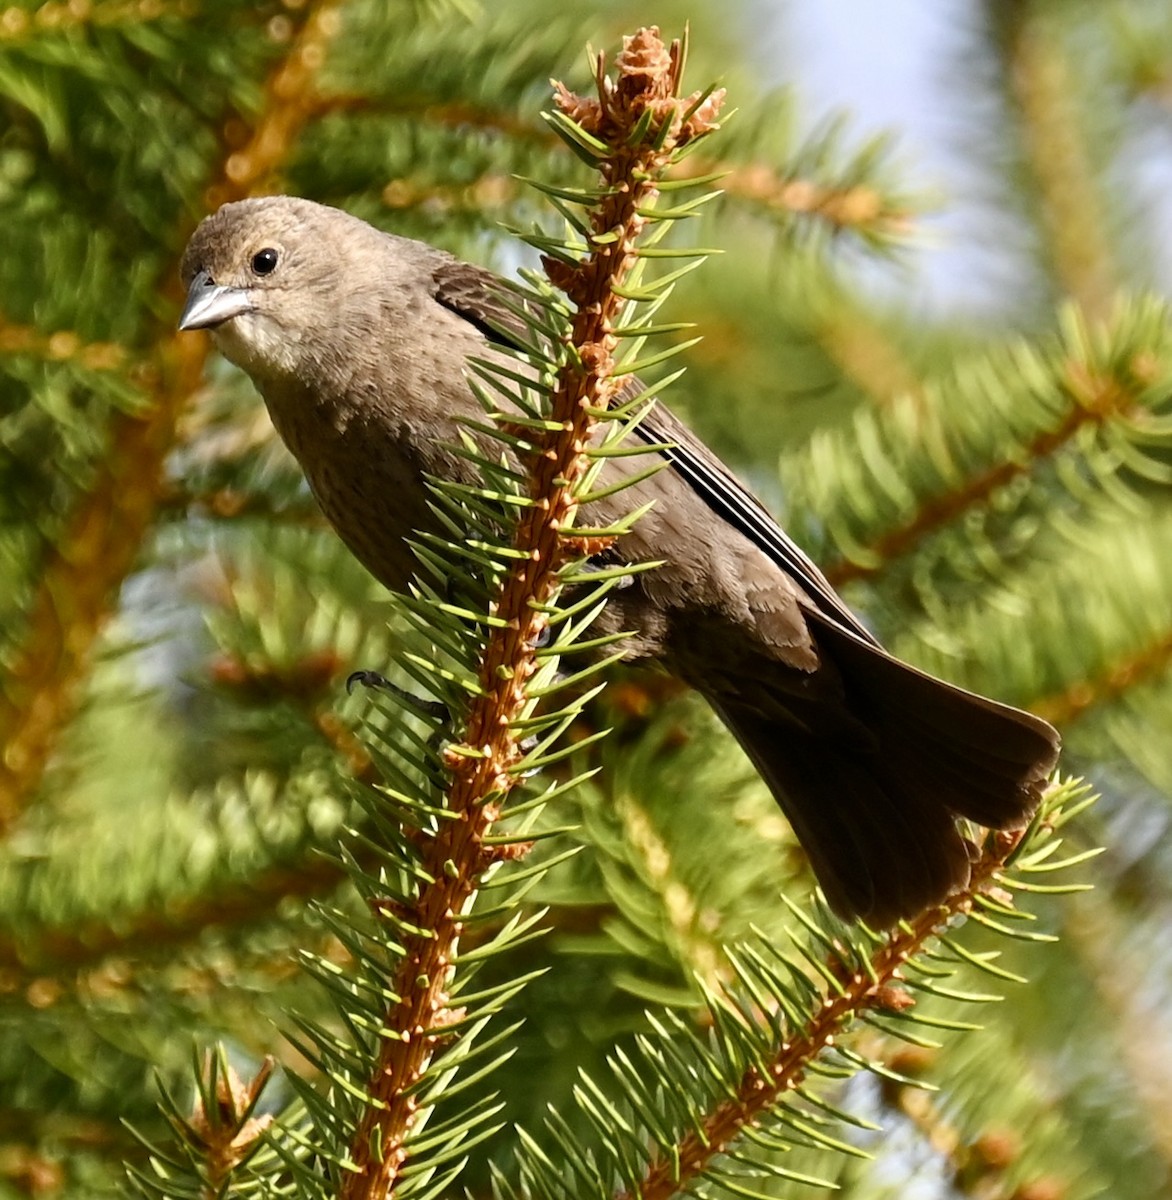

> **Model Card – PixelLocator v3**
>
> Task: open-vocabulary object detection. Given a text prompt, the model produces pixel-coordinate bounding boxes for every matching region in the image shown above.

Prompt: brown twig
[0,329,208,831]
[186,1052,275,1197]
[824,353,1148,587]
[201,1,345,209]
[0,0,344,832]
[625,828,1037,1200]
[0,649,371,978]
[337,28,724,1199]
[0,850,354,979]
[1032,627,1172,727]
[876,1044,1066,1199]
[0,0,183,43]
[992,2,1117,323]
[0,316,128,371]
[686,157,912,239]
[306,90,911,241]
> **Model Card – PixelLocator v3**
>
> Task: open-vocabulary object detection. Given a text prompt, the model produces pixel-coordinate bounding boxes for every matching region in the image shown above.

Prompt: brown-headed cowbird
[179,195,1060,926]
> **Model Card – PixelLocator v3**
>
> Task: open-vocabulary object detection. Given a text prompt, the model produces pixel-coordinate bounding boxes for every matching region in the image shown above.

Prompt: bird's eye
[251,248,279,276]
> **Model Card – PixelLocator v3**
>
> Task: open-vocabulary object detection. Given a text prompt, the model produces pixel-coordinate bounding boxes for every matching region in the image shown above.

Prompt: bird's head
[179,195,378,383]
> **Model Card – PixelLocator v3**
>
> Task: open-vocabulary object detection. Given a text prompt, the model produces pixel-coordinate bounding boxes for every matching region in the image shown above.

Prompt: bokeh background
[3,0,1172,1195]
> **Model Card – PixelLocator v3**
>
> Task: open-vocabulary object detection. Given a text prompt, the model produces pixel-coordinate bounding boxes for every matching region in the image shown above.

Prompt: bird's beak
[178,270,254,331]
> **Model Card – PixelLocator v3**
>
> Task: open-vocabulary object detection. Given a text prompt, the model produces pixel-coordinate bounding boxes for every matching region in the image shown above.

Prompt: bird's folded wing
[429,257,882,650]
[632,402,883,649]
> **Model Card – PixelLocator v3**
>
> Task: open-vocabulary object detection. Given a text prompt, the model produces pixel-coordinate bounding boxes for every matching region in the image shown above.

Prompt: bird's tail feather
[710,614,1060,927]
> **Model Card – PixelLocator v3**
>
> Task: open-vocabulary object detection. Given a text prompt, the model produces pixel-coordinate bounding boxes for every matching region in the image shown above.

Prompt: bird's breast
[260,380,442,592]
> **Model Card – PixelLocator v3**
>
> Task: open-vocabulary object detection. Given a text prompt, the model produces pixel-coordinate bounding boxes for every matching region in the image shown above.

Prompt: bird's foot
[582,546,634,590]
[346,670,450,723]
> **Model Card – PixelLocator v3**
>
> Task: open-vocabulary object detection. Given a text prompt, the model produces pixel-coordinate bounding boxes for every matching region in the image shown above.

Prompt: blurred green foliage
[2,0,1172,1197]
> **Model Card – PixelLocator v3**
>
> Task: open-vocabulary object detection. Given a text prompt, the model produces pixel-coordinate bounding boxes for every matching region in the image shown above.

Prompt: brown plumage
[179,195,1060,927]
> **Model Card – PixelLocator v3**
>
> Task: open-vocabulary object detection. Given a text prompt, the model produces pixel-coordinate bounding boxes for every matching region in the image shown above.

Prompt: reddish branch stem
[339,29,723,1200]
[627,832,1025,1200]
[824,355,1148,587]
[0,0,343,831]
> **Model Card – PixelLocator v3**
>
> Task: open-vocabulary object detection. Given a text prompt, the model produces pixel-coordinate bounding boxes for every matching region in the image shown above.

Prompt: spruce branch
[1067,899,1172,1171]
[0,0,342,832]
[0,1108,142,1195]
[498,783,1093,1199]
[1032,628,1172,728]
[0,313,128,373]
[589,783,1094,1200]
[186,1052,275,1193]
[0,851,349,977]
[0,330,207,832]
[686,157,913,241]
[825,360,1148,587]
[797,300,1170,588]
[327,94,549,149]
[567,703,803,1010]
[609,789,730,998]
[378,172,519,221]
[311,87,910,244]
[876,1052,1064,1198]
[814,301,925,411]
[988,0,1118,321]
[0,650,384,979]
[335,28,724,1200]
[128,1049,276,1200]
[823,390,1088,588]
[0,0,185,43]
[207,649,379,784]
[884,508,1172,726]
[201,0,346,210]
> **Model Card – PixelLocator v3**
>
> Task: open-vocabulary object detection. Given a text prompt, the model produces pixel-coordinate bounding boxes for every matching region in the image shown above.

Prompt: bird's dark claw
[346,670,450,723]
[346,669,390,694]
[515,734,541,779]
[584,549,634,590]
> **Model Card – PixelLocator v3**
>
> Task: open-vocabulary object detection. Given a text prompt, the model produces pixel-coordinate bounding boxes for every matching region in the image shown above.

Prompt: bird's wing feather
[429,258,882,649]
[432,260,532,346]
[630,399,882,648]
